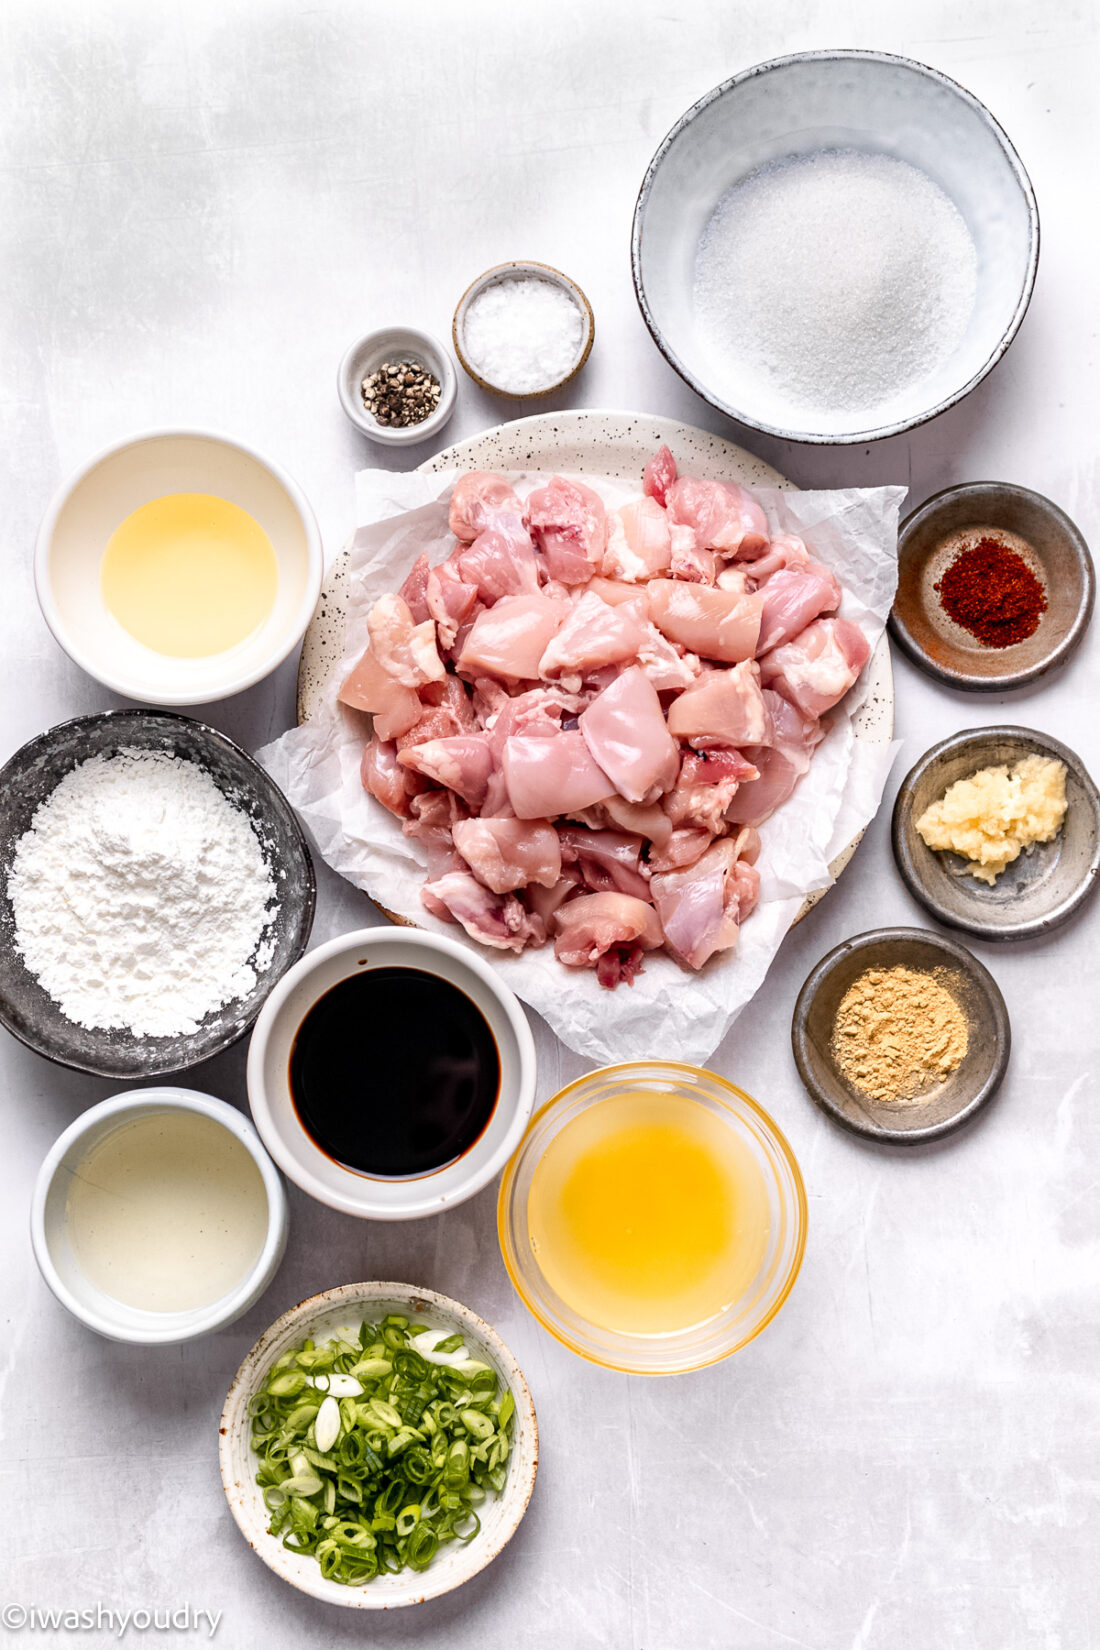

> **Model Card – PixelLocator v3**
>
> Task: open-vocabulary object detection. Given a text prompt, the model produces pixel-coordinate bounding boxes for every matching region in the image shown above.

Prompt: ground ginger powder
[831,965,969,1104]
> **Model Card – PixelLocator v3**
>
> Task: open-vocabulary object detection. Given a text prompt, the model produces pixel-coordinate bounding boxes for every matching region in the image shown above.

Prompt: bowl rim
[891,725,1100,940]
[631,47,1041,445]
[791,925,1011,1145]
[218,1279,538,1608]
[336,327,458,446]
[452,260,595,398]
[0,707,317,1078]
[30,1086,289,1343]
[245,926,538,1220]
[496,1059,808,1374]
[888,480,1096,690]
[33,425,325,705]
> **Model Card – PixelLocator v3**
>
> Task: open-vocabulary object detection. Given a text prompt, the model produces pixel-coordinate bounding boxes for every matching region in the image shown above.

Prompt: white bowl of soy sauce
[245,928,537,1220]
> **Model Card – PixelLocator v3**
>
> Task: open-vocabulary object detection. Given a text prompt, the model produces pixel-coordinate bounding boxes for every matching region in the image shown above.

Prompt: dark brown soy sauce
[289,967,499,1177]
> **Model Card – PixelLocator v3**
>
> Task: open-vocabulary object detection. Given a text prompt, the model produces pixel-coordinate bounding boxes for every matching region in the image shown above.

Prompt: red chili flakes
[934,536,1047,648]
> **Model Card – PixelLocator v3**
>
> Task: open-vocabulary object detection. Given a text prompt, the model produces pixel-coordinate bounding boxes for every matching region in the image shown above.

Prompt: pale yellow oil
[527,1091,771,1337]
[100,492,278,657]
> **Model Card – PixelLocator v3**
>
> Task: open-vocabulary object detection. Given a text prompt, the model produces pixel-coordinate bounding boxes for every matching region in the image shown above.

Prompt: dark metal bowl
[892,727,1100,941]
[890,482,1094,690]
[792,927,1010,1145]
[0,710,315,1078]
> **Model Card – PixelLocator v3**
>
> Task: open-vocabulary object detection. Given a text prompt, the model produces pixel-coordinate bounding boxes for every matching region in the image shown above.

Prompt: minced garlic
[915,754,1067,885]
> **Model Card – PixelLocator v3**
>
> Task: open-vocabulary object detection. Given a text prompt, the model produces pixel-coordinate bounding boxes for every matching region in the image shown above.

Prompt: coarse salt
[8,748,278,1038]
[461,276,585,394]
[693,149,978,426]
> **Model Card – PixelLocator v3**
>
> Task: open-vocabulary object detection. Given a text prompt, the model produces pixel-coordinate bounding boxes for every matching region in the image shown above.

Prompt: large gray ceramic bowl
[0,711,315,1078]
[892,727,1100,941]
[632,50,1039,443]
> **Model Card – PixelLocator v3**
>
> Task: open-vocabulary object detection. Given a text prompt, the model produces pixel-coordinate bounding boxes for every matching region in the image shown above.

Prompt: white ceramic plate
[219,1281,538,1609]
[296,410,893,916]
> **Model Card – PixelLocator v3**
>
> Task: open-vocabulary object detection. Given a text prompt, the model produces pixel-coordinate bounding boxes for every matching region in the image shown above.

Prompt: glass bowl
[497,1061,807,1375]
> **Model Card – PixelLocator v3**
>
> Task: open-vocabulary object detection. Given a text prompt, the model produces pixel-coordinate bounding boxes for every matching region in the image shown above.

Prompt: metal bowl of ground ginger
[792,927,1010,1144]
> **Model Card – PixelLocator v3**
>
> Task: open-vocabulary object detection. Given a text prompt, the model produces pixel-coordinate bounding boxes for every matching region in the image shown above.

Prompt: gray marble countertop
[3,3,1096,1646]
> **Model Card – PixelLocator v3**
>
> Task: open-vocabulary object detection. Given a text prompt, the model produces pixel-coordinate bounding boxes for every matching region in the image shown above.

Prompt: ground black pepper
[361,359,441,428]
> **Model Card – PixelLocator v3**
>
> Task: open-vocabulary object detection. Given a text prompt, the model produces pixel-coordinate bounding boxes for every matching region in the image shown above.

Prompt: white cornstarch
[8,749,278,1037]
[462,276,585,394]
[693,150,978,424]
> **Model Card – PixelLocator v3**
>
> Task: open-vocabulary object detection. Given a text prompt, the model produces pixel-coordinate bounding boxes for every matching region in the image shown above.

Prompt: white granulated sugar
[693,150,978,423]
[8,748,278,1038]
[462,276,585,394]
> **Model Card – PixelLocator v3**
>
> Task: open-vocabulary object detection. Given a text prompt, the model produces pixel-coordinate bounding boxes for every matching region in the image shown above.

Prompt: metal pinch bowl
[792,927,1011,1146]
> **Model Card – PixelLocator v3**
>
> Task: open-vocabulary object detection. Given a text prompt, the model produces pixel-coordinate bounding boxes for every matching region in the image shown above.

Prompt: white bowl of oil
[31,1087,288,1344]
[35,430,323,705]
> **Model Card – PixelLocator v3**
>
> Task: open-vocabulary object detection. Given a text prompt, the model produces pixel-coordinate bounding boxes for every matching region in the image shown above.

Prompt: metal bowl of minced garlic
[892,726,1100,941]
[792,927,1010,1145]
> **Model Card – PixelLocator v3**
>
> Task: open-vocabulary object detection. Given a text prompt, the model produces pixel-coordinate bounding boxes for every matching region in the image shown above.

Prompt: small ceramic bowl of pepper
[337,326,458,448]
[890,481,1094,691]
[792,927,1011,1145]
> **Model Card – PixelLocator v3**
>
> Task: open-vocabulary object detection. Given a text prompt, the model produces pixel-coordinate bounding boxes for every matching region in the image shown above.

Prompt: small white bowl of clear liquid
[31,1087,288,1344]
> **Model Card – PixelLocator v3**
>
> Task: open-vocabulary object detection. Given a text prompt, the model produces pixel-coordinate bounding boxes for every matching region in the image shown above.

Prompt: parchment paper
[259,470,905,1066]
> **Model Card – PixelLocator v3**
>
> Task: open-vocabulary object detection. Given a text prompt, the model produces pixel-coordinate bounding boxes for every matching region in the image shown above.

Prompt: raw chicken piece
[553,892,664,988]
[647,828,714,874]
[403,790,467,878]
[647,581,763,663]
[634,623,701,693]
[740,532,810,579]
[715,565,751,597]
[601,496,672,582]
[367,594,446,687]
[457,524,540,603]
[755,562,841,655]
[587,575,652,608]
[556,826,651,901]
[398,554,432,623]
[421,872,543,953]
[732,857,761,922]
[361,736,423,818]
[395,705,470,751]
[642,445,677,509]
[527,477,608,584]
[650,838,750,971]
[338,645,422,741]
[666,476,769,558]
[570,796,674,849]
[457,593,566,681]
[579,665,679,805]
[667,661,770,747]
[452,817,562,894]
[526,867,584,926]
[503,730,615,819]
[426,556,479,651]
[538,591,649,681]
[449,473,525,542]
[760,617,870,718]
[724,691,824,827]
[669,524,718,585]
[664,745,760,834]
[397,735,495,809]
[418,673,478,731]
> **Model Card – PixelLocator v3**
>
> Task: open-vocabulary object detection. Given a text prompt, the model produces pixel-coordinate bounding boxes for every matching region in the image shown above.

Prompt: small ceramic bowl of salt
[453,261,594,398]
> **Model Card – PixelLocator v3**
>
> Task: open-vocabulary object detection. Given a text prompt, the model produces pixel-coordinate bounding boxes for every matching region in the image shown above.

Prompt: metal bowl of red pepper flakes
[890,481,1094,691]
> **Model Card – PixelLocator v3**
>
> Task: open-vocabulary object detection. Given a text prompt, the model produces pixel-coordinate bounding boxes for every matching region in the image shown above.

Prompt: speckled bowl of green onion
[219,1281,538,1608]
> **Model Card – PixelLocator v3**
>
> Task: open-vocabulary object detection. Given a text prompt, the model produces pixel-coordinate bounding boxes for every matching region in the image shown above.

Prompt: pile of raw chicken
[340,449,869,988]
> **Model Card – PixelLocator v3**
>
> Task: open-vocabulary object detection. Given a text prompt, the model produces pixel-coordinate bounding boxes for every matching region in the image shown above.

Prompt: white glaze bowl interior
[31,1087,288,1344]
[246,928,537,1220]
[634,52,1038,441]
[36,431,323,704]
[337,327,457,446]
[219,1281,538,1608]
